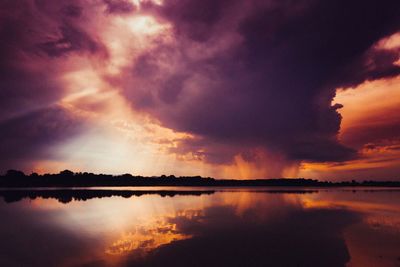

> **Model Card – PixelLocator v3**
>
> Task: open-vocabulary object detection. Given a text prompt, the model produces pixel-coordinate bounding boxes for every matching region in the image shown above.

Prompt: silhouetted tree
[6,169,25,177]
[59,170,74,176]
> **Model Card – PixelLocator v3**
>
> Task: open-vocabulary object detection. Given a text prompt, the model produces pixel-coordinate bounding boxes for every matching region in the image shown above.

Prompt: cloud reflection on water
[0,189,399,267]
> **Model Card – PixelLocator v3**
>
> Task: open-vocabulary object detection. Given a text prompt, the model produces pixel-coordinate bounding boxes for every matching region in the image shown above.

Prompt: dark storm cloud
[124,0,400,164]
[61,4,83,18]
[159,0,230,42]
[0,0,98,171]
[103,0,136,14]
[0,2,58,121]
[37,23,100,57]
[1,0,400,173]
[0,0,101,119]
[0,106,84,172]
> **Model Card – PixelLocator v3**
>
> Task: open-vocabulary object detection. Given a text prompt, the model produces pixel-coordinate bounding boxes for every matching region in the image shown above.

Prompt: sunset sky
[1,0,399,180]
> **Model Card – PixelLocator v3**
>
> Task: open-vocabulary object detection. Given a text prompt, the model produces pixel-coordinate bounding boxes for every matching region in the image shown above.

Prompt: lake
[0,187,399,267]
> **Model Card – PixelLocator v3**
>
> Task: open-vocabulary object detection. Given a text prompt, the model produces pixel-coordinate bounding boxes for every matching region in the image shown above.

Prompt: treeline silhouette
[0,189,215,204]
[1,169,400,188]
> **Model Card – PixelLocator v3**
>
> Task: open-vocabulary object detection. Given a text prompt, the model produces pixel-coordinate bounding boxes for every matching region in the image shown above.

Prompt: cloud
[0,0,99,119]
[103,0,137,14]
[37,23,100,57]
[118,0,400,168]
[0,0,98,171]
[0,106,85,172]
[1,0,399,176]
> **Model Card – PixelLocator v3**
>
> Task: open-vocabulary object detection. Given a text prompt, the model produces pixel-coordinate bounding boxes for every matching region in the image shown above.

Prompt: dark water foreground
[0,187,399,267]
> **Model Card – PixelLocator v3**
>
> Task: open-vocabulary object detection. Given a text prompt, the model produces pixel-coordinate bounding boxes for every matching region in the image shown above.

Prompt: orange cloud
[300,75,400,180]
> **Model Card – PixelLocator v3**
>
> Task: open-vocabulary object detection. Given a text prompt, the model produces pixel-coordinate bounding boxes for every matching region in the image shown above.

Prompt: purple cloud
[0,0,97,171]
[120,0,400,165]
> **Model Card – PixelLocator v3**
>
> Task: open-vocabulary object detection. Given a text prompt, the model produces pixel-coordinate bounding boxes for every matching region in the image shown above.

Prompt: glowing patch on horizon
[28,8,198,177]
[220,150,299,179]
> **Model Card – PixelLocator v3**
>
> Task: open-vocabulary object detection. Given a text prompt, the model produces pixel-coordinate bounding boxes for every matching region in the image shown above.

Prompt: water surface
[0,187,399,267]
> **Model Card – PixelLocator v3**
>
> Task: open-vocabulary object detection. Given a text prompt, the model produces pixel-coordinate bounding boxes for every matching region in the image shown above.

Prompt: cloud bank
[0,0,399,177]
[121,0,400,164]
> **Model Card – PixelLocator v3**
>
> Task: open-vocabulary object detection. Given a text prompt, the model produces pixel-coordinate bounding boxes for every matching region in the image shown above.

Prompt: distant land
[1,169,400,188]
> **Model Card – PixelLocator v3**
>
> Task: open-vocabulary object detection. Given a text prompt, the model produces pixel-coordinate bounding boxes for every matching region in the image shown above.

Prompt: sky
[0,0,399,180]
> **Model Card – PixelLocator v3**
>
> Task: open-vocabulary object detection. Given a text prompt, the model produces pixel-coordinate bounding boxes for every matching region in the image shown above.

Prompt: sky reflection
[0,189,399,267]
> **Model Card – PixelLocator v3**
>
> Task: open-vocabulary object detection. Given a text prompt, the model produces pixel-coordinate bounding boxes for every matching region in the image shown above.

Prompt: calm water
[0,187,399,267]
